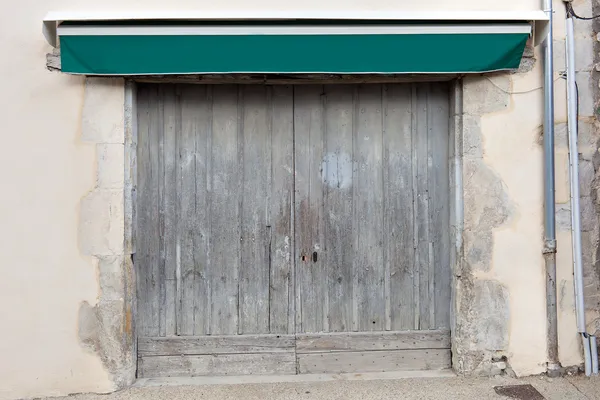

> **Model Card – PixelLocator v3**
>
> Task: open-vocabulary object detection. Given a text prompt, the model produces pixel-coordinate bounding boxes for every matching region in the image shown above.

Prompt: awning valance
[43,12,543,76]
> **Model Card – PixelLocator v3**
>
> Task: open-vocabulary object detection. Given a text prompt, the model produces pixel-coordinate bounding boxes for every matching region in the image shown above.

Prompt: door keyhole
[312,252,318,263]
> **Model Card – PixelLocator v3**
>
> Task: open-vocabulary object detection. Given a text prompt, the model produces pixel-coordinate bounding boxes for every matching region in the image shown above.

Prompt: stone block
[554,76,568,124]
[554,39,566,75]
[556,195,596,232]
[79,189,125,256]
[554,2,567,40]
[79,299,135,388]
[82,78,125,144]
[580,195,597,232]
[517,41,536,74]
[556,202,572,230]
[98,255,126,301]
[575,36,595,72]
[555,151,571,204]
[473,280,509,350]
[463,76,510,115]
[555,123,569,149]
[575,72,595,117]
[555,121,599,161]
[462,158,512,272]
[97,144,125,189]
[579,159,596,191]
[572,0,594,37]
[493,361,507,370]
[581,231,598,272]
[578,121,599,161]
[462,114,483,159]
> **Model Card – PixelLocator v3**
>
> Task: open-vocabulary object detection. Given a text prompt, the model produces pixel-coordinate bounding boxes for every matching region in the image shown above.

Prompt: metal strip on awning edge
[42,10,549,47]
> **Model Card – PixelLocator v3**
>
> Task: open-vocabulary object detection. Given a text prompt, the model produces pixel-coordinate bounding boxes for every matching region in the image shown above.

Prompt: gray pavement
[50,374,600,400]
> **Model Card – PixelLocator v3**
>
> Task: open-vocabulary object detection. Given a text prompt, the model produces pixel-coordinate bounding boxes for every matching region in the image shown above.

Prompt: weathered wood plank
[133,73,456,85]
[294,85,327,333]
[323,85,355,333]
[190,85,213,335]
[383,84,416,331]
[209,85,241,335]
[157,86,167,337]
[269,85,294,334]
[135,84,150,336]
[176,86,204,335]
[382,84,391,332]
[161,85,179,336]
[297,349,451,374]
[353,84,385,332]
[164,280,177,336]
[428,83,451,329]
[139,352,297,377]
[239,86,271,334]
[296,330,450,353]
[415,84,431,330]
[410,85,420,331]
[136,84,161,336]
[138,334,296,356]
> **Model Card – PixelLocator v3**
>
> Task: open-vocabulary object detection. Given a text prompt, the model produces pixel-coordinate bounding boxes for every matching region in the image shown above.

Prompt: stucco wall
[1,0,598,399]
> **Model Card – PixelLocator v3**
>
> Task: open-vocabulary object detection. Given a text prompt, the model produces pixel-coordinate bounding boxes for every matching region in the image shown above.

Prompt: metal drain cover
[493,384,545,400]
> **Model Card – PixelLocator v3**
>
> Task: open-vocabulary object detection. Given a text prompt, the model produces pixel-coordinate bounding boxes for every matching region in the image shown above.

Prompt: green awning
[56,22,531,75]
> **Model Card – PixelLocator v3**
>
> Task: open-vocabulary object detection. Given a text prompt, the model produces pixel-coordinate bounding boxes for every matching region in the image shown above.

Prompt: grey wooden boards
[136,83,451,377]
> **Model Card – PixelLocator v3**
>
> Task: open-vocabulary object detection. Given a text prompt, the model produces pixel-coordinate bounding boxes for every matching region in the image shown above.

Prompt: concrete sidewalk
[49,373,600,400]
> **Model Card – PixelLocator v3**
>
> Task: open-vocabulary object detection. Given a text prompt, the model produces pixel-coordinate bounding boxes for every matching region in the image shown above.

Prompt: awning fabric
[55,22,532,75]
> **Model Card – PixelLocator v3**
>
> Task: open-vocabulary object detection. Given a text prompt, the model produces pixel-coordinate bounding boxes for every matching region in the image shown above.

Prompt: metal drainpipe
[565,9,599,377]
[543,0,561,376]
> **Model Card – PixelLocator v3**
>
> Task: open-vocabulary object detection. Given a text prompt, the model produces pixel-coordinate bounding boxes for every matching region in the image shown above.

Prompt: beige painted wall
[0,4,109,399]
[38,0,542,14]
[0,0,594,398]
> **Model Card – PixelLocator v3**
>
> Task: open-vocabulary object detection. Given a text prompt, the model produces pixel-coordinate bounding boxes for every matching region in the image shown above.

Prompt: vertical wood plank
[353,84,385,332]
[428,83,451,329]
[384,84,416,331]
[351,86,359,333]
[410,85,419,331]
[323,85,354,333]
[415,84,431,330]
[157,86,166,337]
[294,85,327,333]
[162,85,179,336]
[135,85,150,336]
[191,85,212,335]
[382,85,391,332]
[177,85,202,335]
[210,85,241,335]
[136,85,160,337]
[269,85,294,334]
[239,85,271,334]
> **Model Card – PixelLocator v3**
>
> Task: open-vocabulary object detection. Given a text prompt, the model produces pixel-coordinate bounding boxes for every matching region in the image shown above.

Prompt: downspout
[543,0,561,376]
[564,6,599,376]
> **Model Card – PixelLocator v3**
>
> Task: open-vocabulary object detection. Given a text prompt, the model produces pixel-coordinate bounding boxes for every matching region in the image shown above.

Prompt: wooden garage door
[135,83,451,378]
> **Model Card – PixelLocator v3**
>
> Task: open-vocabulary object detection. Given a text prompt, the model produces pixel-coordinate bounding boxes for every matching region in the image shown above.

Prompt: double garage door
[135,82,451,378]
